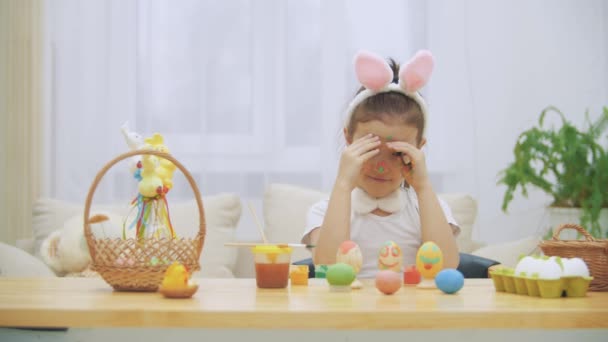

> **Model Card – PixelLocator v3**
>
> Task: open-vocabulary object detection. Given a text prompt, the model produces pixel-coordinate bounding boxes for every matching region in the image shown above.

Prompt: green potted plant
[498,106,608,238]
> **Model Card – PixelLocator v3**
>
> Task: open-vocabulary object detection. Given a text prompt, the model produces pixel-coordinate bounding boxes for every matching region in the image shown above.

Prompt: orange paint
[255,263,290,288]
[290,265,309,286]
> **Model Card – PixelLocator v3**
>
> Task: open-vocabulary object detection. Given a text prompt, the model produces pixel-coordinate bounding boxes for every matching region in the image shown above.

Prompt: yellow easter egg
[378,241,403,272]
[416,241,443,279]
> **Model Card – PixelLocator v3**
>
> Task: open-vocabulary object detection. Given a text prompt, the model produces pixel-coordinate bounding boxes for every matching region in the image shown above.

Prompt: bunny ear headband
[344,50,435,137]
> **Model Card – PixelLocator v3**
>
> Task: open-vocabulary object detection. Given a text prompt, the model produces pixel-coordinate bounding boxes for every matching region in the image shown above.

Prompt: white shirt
[302,187,459,278]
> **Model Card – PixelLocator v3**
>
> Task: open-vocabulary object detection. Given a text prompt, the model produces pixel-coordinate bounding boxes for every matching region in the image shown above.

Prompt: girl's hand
[337,134,381,191]
[387,141,431,192]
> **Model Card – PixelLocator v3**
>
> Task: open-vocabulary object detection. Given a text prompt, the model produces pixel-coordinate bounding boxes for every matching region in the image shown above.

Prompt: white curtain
[0,0,44,244]
[44,0,608,244]
[427,0,608,243]
[46,0,429,204]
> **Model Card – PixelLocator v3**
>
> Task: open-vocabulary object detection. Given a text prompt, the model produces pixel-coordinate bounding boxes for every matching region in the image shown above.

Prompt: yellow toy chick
[161,262,189,288]
[159,261,198,298]
[138,154,164,198]
[144,133,176,191]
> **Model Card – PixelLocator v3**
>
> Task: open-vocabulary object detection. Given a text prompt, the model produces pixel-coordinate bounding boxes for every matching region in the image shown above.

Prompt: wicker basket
[83,150,206,292]
[539,223,608,291]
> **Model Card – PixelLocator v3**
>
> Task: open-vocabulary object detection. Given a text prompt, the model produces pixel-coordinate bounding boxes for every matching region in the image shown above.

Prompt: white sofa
[1,183,541,278]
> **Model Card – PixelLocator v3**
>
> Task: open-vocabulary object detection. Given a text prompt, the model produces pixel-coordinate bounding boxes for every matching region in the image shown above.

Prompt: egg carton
[489,269,593,298]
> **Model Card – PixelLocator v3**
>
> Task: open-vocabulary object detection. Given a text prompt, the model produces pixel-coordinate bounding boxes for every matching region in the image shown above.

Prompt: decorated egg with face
[336,240,363,274]
[416,241,443,279]
[378,241,403,272]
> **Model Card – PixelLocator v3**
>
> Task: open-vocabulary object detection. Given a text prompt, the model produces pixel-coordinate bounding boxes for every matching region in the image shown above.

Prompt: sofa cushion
[263,184,327,263]
[0,242,55,277]
[31,193,241,278]
[437,193,479,253]
[172,195,242,278]
[262,183,480,263]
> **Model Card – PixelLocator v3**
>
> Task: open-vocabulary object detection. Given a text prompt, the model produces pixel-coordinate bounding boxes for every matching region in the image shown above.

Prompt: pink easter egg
[375,270,402,295]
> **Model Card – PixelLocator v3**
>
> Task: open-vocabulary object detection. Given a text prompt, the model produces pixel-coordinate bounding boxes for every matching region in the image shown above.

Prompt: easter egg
[538,258,563,280]
[150,256,160,266]
[326,263,356,286]
[115,257,125,266]
[378,241,403,272]
[336,240,362,274]
[562,257,590,277]
[375,270,402,295]
[403,265,421,285]
[514,256,534,276]
[435,269,464,294]
[416,241,443,279]
[515,255,545,277]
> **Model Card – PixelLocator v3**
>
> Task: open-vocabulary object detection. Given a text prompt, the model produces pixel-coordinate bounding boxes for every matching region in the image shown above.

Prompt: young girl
[302,50,460,278]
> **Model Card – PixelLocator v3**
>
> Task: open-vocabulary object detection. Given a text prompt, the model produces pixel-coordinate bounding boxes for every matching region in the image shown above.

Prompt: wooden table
[0,277,607,330]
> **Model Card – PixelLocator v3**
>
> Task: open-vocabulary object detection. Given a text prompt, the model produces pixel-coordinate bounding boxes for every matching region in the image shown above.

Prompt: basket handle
[83,150,206,261]
[552,223,596,242]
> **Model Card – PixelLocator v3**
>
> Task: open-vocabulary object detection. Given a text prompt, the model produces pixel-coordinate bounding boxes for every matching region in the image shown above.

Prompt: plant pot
[547,207,608,239]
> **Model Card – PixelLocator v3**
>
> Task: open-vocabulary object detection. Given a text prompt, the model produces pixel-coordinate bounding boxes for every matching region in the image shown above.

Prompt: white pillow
[436,193,479,253]
[263,184,327,263]
[471,236,541,267]
[262,183,480,261]
[32,193,241,278]
[0,242,55,277]
[169,194,242,278]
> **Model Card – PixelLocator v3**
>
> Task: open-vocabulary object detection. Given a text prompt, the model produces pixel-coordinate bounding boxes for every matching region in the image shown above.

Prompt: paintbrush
[224,242,315,248]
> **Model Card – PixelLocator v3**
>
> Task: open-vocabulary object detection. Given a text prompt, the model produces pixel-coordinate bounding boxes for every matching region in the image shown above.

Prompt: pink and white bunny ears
[344,50,435,137]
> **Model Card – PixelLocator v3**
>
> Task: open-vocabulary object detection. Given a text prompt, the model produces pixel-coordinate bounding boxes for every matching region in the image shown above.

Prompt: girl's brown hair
[345,59,425,143]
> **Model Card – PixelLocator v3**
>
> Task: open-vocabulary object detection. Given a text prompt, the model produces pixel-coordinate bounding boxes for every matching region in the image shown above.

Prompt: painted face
[361,143,403,175]
[415,241,444,279]
[349,120,420,198]
[378,241,403,272]
[336,240,363,274]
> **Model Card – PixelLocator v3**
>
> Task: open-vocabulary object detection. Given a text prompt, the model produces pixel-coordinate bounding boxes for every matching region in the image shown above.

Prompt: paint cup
[290,265,309,286]
[314,264,329,278]
[251,245,293,288]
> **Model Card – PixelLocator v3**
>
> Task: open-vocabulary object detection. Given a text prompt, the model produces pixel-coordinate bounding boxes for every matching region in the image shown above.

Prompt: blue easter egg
[435,269,464,294]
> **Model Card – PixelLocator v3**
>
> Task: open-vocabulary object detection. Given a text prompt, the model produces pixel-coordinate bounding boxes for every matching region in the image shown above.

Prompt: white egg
[547,256,564,270]
[514,256,535,276]
[527,257,545,277]
[562,258,590,277]
[538,259,563,280]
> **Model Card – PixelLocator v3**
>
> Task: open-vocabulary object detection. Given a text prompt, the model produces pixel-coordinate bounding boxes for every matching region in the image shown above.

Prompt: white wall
[427,0,608,243]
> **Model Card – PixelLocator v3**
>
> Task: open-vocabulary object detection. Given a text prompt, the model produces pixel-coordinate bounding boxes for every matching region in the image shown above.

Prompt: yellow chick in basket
[138,154,164,198]
[159,262,199,298]
[145,133,176,191]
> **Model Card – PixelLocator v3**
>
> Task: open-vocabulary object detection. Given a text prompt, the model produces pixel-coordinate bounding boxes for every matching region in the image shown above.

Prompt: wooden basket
[539,223,608,291]
[84,150,206,292]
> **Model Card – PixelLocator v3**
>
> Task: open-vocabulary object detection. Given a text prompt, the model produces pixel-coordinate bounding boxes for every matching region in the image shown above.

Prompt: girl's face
[346,119,425,198]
